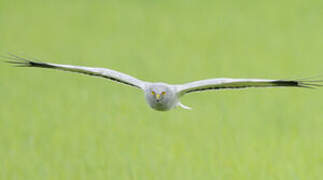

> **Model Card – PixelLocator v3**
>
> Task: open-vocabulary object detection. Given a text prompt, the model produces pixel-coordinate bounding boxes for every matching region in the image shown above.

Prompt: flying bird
[3,54,322,111]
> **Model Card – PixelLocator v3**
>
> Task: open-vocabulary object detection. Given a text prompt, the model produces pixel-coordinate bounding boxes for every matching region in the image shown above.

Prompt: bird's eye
[151,91,156,95]
[161,91,166,95]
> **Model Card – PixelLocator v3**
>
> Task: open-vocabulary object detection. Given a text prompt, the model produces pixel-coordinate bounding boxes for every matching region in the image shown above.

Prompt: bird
[3,54,322,111]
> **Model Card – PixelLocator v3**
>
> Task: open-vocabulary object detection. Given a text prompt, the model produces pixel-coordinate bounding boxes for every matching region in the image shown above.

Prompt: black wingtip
[300,82,323,88]
[296,81,323,89]
[1,53,32,67]
[2,53,58,69]
[273,80,323,89]
[273,80,298,87]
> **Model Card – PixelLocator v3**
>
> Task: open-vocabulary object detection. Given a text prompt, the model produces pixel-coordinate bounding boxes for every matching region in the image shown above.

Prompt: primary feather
[3,53,146,89]
[176,78,322,96]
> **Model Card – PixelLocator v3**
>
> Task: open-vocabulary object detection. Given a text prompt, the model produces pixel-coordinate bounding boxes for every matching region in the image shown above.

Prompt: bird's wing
[3,54,146,89]
[176,78,322,96]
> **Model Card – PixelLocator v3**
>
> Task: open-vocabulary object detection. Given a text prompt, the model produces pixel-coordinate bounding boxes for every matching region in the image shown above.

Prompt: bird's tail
[177,102,192,110]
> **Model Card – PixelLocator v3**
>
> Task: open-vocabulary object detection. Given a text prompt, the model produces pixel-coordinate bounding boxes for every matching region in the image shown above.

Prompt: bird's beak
[156,94,161,100]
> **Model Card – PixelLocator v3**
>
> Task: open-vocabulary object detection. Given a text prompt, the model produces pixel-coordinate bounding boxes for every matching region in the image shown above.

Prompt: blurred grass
[0,0,323,179]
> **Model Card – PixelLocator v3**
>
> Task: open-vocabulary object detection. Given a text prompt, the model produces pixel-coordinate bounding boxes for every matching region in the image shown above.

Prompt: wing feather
[176,78,322,96]
[3,54,146,89]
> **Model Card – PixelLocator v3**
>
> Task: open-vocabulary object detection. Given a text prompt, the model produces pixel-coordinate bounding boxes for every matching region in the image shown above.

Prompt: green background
[0,0,322,179]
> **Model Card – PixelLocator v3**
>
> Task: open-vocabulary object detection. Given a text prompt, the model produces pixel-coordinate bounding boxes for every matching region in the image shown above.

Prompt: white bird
[3,54,322,111]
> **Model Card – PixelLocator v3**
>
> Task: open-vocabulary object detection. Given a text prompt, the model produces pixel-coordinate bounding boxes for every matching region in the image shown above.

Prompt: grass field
[0,0,323,179]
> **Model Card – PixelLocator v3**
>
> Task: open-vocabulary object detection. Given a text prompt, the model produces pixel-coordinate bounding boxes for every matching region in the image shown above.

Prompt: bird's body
[3,54,322,111]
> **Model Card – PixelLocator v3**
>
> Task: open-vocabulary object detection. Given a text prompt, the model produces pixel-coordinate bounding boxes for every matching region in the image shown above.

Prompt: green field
[0,0,322,179]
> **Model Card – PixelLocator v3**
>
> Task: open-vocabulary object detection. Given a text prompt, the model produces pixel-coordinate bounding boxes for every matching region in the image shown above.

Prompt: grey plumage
[3,54,322,111]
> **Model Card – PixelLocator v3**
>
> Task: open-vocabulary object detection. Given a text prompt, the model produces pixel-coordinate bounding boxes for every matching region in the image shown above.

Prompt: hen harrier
[3,54,322,111]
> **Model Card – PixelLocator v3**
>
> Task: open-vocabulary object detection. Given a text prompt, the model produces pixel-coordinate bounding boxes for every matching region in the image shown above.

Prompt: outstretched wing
[176,78,322,96]
[3,54,146,89]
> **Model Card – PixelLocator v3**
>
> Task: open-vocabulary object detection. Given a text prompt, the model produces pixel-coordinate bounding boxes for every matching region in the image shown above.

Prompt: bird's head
[144,83,178,111]
[149,85,170,103]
